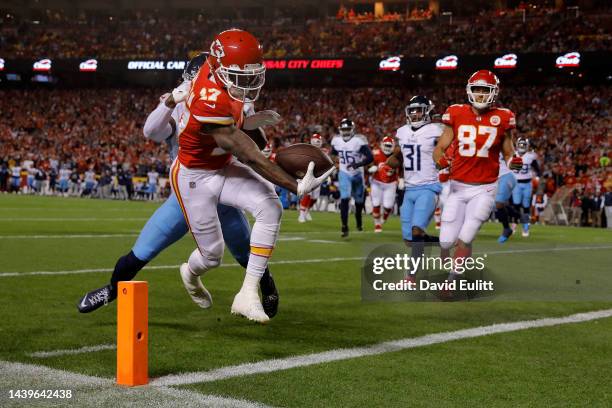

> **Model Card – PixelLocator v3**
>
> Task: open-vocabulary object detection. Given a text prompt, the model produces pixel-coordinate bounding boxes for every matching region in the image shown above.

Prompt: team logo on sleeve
[490,115,501,126]
[210,40,225,59]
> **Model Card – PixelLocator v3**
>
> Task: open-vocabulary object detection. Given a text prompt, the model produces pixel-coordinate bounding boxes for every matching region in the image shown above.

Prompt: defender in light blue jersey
[330,118,373,238]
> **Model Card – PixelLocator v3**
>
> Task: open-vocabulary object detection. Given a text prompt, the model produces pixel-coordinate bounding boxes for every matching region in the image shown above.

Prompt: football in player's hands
[368,165,378,174]
[509,155,523,171]
[275,143,334,179]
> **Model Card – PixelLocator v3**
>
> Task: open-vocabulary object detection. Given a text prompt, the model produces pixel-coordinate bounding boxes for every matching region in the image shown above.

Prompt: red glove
[436,155,451,170]
[509,155,523,171]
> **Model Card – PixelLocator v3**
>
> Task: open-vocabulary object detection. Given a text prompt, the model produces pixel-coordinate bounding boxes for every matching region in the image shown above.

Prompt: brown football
[275,143,334,179]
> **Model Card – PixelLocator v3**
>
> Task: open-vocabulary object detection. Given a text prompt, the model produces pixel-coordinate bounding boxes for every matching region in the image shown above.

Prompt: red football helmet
[381,136,395,155]
[466,70,499,110]
[207,29,266,103]
[310,133,323,148]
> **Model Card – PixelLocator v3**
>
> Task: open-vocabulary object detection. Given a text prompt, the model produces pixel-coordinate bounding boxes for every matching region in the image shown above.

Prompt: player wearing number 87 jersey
[433,70,520,280]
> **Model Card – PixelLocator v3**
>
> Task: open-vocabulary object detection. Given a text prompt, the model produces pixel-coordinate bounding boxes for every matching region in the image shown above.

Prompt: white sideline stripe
[0,234,139,239]
[151,308,612,387]
[28,344,116,358]
[0,257,365,278]
[2,245,611,278]
[0,360,271,408]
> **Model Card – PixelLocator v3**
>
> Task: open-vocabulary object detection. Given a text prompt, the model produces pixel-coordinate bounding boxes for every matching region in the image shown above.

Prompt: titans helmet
[405,95,434,129]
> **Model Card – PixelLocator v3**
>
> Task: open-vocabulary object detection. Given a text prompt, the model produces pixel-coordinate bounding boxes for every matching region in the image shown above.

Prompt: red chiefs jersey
[178,64,244,169]
[372,148,399,183]
[442,104,515,184]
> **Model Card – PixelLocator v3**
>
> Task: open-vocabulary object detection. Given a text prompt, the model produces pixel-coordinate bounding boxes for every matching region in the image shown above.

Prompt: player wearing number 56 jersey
[330,118,373,237]
[433,70,522,279]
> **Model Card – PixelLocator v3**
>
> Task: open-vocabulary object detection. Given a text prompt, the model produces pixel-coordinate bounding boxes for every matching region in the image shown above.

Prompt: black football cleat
[341,225,349,238]
[260,269,279,318]
[77,284,116,313]
[357,225,363,232]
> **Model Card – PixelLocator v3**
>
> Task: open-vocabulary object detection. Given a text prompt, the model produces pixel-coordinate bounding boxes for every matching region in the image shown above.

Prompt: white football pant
[440,180,497,249]
[171,158,282,279]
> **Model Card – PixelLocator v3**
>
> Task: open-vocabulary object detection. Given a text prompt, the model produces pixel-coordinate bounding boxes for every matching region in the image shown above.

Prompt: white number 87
[457,125,497,158]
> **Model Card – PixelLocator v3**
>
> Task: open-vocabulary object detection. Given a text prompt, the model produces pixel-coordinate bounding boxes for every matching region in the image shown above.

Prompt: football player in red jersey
[368,136,399,232]
[433,70,523,280]
[171,29,332,323]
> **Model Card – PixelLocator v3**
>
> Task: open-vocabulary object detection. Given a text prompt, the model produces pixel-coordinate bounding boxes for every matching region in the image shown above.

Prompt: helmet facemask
[516,139,529,155]
[467,83,498,110]
[381,140,395,155]
[215,62,266,103]
[340,128,354,142]
[405,104,432,129]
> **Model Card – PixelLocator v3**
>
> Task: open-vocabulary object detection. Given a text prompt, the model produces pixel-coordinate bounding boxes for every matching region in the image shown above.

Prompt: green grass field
[0,195,611,407]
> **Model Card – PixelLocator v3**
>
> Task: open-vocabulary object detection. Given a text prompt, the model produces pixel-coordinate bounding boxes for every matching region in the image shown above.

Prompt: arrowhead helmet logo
[210,39,225,59]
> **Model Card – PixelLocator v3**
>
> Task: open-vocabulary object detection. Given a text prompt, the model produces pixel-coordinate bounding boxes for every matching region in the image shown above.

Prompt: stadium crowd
[1,84,610,226]
[1,9,609,59]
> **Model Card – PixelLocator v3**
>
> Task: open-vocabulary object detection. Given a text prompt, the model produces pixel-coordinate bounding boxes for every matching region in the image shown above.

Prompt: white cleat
[179,263,212,309]
[305,211,312,222]
[522,230,530,238]
[231,290,270,323]
[298,212,307,223]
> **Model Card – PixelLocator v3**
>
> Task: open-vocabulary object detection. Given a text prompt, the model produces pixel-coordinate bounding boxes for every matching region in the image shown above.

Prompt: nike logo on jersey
[204,103,216,109]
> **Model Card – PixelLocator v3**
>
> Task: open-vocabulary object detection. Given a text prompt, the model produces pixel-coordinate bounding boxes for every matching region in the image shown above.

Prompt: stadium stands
[1,9,609,59]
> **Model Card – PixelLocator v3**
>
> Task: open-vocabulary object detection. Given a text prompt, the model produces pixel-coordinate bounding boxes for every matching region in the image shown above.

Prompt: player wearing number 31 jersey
[389,96,443,245]
[433,70,522,278]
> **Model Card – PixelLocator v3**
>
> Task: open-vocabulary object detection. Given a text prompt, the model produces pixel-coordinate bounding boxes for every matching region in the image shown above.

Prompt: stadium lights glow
[435,55,458,70]
[379,56,402,71]
[0,58,4,71]
[556,52,581,68]
[494,53,518,69]
[79,59,98,72]
[33,58,52,72]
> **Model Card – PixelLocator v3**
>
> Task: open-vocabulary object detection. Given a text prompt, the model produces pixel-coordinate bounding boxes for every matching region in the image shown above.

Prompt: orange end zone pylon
[116,281,148,386]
